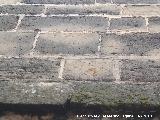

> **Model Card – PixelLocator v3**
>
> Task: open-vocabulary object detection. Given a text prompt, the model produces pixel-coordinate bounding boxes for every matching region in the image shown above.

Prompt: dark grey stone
[0,58,61,82]
[96,0,111,3]
[112,0,160,4]
[35,33,99,55]
[109,17,146,31]
[148,17,160,33]
[46,4,121,15]
[0,15,19,31]
[18,16,109,32]
[22,0,95,4]
[101,33,160,56]
[121,60,160,82]
[63,59,115,81]
[71,82,160,106]
[0,5,45,15]
[0,32,36,56]
[0,81,73,104]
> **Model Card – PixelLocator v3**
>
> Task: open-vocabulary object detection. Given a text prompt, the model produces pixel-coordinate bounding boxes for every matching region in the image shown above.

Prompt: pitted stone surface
[46,4,121,15]
[71,82,160,106]
[0,32,36,56]
[0,81,73,104]
[109,17,146,31]
[0,15,19,31]
[22,0,95,4]
[101,33,160,56]
[35,32,99,55]
[121,60,160,82]
[18,16,109,32]
[63,59,115,81]
[0,5,45,15]
[0,58,61,81]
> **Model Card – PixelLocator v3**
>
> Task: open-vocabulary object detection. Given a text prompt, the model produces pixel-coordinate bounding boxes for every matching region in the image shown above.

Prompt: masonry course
[18,16,109,32]
[35,32,99,55]
[0,0,160,108]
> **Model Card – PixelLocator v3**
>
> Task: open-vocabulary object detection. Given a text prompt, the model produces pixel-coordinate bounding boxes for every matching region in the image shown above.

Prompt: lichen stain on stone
[86,68,97,77]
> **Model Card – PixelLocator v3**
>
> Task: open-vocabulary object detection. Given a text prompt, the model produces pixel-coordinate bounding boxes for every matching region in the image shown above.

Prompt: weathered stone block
[0,32,36,56]
[120,60,160,82]
[122,5,160,17]
[18,16,109,32]
[0,58,60,81]
[0,5,45,15]
[0,15,19,31]
[112,0,160,4]
[101,33,160,56]
[148,17,160,33]
[22,0,95,4]
[0,0,22,4]
[63,59,115,81]
[109,17,146,32]
[46,4,121,15]
[71,82,160,106]
[96,0,111,3]
[35,32,99,55]
[0,81,73,104]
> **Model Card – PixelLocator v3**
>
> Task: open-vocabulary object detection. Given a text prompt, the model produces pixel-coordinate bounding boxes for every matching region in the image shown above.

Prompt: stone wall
[0,0,160,110]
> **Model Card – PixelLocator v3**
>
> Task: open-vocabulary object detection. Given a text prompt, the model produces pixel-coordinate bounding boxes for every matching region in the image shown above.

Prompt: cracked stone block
[0,32,36,56]
[63,59,115,81]
[35,32,99,55]
[18,16,109,32]
[120,60,160,82]
[0,58,61,81]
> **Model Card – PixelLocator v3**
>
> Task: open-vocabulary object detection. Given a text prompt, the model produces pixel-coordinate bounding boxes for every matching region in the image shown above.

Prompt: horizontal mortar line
[1,3,160,6]
[0,13,140,18]
[3,30,153,34]
[0,13,159,18]
[23,54,160,60]
[1,79,160,85]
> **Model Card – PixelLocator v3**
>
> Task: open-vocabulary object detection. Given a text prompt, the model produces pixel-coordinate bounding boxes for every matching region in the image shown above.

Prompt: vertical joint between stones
[58,59,66,79]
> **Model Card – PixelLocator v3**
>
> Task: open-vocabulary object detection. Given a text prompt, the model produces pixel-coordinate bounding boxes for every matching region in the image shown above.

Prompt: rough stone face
[0,81,73,104]
[109,17,146,31]
[0,15,19,31]
[0,32,36,56]
[148,17,160,33]
[0,0,22,4]
[96,0,111,3]
[18,16,109,32]
[35,32,99,55]
[46,4,121,15]
[122,5,160,17]
[63,59,115,81]
[0,5,45,15]
[101,33,160,56]
[112,0,160,4]
[71,82,160,106]
[120,60,160,82]
[0,58,61,81]
[22,0,95,4]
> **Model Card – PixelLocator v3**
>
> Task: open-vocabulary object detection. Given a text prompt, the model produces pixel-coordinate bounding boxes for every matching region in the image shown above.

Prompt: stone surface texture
[0,0,160,110]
